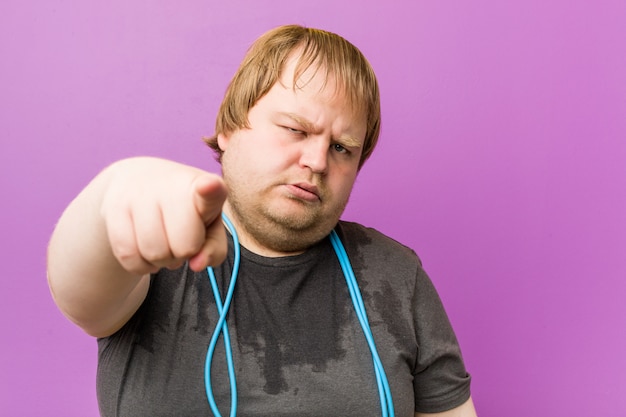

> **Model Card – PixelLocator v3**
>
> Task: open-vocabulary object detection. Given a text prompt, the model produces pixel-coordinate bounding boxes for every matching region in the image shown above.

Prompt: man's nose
[299,136,329,174]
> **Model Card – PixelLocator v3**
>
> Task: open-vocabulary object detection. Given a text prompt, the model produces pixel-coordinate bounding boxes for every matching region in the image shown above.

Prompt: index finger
[192,174,228,225]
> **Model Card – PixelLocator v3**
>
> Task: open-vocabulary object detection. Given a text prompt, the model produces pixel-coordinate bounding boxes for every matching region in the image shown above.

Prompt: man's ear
[217,133,229,151]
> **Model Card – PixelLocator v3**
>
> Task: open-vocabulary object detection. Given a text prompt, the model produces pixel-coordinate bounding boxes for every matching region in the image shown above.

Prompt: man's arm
[415,397,477,417]
[47,157,227,337]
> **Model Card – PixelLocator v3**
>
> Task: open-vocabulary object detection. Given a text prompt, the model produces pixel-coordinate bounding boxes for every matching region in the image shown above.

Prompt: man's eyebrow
[336,134,363,149]
[280,112,362,149]
[281,112,319,132]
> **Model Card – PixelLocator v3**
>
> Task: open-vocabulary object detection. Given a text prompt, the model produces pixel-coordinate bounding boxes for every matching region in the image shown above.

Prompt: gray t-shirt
[97,221,471,416]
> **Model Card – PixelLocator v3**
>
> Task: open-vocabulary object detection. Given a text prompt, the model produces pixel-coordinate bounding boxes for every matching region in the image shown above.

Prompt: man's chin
[267,210,323,232]
[267,199,345,233]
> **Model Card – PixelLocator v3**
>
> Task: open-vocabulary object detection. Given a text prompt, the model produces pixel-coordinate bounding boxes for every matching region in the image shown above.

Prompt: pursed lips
[285,182,321,202]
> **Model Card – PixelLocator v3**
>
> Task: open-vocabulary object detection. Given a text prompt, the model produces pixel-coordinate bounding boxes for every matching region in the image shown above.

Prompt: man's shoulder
[336,220,412,248]
[336,220,421,266]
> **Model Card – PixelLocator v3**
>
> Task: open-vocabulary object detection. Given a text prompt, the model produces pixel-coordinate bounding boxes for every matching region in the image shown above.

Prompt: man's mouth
[285,182,321,202]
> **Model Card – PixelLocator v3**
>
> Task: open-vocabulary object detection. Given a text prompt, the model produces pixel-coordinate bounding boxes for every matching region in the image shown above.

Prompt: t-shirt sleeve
[411,265,472,413]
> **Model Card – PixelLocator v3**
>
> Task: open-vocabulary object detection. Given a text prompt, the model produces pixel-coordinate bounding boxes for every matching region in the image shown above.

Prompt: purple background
[1,1,625,415]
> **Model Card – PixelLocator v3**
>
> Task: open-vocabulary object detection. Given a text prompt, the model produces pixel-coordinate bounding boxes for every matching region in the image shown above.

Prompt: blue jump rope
[205,214,394,417]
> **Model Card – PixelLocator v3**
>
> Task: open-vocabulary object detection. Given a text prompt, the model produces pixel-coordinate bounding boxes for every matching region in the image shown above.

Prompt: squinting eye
[285,126,305,135]
[332,143,348,154]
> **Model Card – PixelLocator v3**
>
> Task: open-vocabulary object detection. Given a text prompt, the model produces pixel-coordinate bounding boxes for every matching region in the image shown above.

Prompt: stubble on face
[218,53,365,256]
[223,168,352,255]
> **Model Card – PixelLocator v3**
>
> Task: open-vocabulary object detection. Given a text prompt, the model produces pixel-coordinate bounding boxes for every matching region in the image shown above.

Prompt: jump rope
[205,214,395,417]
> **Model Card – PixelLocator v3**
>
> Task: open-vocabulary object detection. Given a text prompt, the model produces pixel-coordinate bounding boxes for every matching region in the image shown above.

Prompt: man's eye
[285,126,305,135]
[332,143,348,154]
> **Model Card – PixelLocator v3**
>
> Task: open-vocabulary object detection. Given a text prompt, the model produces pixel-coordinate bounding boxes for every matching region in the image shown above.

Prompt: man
[47,25,477,416]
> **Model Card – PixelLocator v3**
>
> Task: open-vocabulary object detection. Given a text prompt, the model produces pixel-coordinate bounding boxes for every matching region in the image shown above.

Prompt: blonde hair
[204,25,381,169]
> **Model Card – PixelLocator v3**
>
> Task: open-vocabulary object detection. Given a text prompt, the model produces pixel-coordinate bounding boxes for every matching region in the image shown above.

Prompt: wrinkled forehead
[278,49,367,120]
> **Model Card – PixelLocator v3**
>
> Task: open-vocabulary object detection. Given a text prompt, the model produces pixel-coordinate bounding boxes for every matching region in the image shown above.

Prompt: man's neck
[221,203,306,258]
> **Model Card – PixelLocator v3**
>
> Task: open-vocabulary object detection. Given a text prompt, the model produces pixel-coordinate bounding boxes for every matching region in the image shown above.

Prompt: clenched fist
[101,157,228,274]
[47,157,228,337]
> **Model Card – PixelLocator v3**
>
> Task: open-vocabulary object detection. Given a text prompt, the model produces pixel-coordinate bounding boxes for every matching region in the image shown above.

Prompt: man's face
[218,53,367,256]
